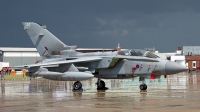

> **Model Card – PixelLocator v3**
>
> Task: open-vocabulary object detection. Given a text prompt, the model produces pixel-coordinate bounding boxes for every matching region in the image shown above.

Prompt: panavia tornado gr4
[16,22,188,91]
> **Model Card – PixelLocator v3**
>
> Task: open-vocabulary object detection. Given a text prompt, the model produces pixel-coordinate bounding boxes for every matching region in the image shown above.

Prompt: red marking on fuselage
[73,76,76,81]
[148,65,151,69]
[154,65,157,69]
[60,76,63,80]
[35,70,41,77]
[131,66,137,74]
[140,64,143,68]
[132,67,137,70]
[35,60,39,64]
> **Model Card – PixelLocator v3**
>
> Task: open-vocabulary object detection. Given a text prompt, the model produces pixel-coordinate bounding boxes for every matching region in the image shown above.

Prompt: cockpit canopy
[118,49,159,58]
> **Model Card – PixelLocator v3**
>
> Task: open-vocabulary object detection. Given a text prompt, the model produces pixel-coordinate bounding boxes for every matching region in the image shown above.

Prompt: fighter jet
[18,22,188,91]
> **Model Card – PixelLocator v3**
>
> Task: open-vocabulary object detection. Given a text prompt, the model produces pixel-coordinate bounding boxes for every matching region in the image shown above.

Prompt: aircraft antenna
[117,43,121,51]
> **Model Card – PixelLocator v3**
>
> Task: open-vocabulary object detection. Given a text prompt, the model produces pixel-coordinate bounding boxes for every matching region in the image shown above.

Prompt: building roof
[0,47,116,52]
[0,47,37,52]
[76,48,114,50]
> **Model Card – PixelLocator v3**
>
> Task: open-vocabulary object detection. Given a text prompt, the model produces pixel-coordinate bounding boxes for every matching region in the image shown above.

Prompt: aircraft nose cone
[165,61,188,74]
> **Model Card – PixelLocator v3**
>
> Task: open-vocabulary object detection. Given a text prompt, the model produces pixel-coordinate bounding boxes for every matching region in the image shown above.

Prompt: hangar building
[0,47,114,69]
[0,47,41,67]
[183,46,200,70]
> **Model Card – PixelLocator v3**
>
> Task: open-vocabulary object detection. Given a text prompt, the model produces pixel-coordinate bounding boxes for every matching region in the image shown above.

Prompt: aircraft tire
[140,83,147,90]
[73,81,82,90]
[97,80,105,90]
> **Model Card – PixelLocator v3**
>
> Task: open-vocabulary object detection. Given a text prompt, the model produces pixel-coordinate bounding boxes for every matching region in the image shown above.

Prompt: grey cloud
[1,0,200,52]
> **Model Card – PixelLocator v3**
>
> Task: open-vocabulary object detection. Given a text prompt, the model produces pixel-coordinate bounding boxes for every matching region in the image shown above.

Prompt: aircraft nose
[165,61,188,74]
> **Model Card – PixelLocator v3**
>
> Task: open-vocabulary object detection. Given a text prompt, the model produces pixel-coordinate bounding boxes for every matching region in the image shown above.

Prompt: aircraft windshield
[118,51,126,55]
[143,51,160,58]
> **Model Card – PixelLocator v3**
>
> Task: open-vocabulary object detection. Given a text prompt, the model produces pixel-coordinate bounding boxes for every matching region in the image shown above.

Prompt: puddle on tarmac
[1,72,200,112]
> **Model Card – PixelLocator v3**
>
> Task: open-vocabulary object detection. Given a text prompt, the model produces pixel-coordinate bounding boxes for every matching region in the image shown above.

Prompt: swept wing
[15,57,102,68]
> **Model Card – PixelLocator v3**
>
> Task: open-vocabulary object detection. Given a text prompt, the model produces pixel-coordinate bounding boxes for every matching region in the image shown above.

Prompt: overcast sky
[1,0,200,52]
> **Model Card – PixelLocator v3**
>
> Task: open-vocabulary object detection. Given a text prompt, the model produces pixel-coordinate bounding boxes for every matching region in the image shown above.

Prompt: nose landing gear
[139,77,147,91]
[139,83,147,90]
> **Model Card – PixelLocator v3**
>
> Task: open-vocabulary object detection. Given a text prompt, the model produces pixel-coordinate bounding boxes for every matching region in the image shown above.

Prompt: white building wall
[170,56,186,67]
[3,51,41,66]
[4,52,40,57]
[0,62,9,70]
[183,46,200,55]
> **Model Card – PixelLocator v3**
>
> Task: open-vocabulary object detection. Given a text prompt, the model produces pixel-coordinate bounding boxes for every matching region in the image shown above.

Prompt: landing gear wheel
[73,81,82,90]
[140,83,147,90]
[97,80,106,90]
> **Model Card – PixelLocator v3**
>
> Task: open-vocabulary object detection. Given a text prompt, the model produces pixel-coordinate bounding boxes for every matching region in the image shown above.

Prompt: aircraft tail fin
[22,22,67,56]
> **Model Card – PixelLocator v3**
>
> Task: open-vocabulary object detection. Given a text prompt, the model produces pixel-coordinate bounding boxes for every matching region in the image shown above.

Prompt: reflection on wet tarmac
[1,72,200,112]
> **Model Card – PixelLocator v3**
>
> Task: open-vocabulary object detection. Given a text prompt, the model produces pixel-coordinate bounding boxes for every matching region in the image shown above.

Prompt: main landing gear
[73,81,83,91]
[72,79,147,91]
[96,79,108,90]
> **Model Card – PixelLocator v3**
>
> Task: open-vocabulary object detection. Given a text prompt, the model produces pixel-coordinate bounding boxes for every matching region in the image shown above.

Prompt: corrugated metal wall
[183,46,200,56]
[3,51,41,66]
[3,57,41,66]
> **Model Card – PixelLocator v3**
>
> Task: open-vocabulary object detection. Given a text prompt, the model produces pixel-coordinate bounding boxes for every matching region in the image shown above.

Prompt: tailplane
[22,22,69,56]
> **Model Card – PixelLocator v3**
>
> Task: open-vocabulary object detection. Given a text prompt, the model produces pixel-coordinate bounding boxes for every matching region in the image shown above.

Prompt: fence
[1,74,29,80]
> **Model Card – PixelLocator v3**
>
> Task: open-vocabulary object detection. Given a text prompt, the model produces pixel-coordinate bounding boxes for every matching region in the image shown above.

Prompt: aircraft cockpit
[118,49,159,58]
[117,51,126,55]
[143,51,159,58]
[129,49,143,56]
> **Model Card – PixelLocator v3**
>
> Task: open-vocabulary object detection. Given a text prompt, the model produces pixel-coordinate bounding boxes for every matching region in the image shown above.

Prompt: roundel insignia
[136,64,140,68]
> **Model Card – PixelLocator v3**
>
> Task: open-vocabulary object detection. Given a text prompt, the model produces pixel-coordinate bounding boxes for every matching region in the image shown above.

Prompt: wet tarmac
[1,72,200,112]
